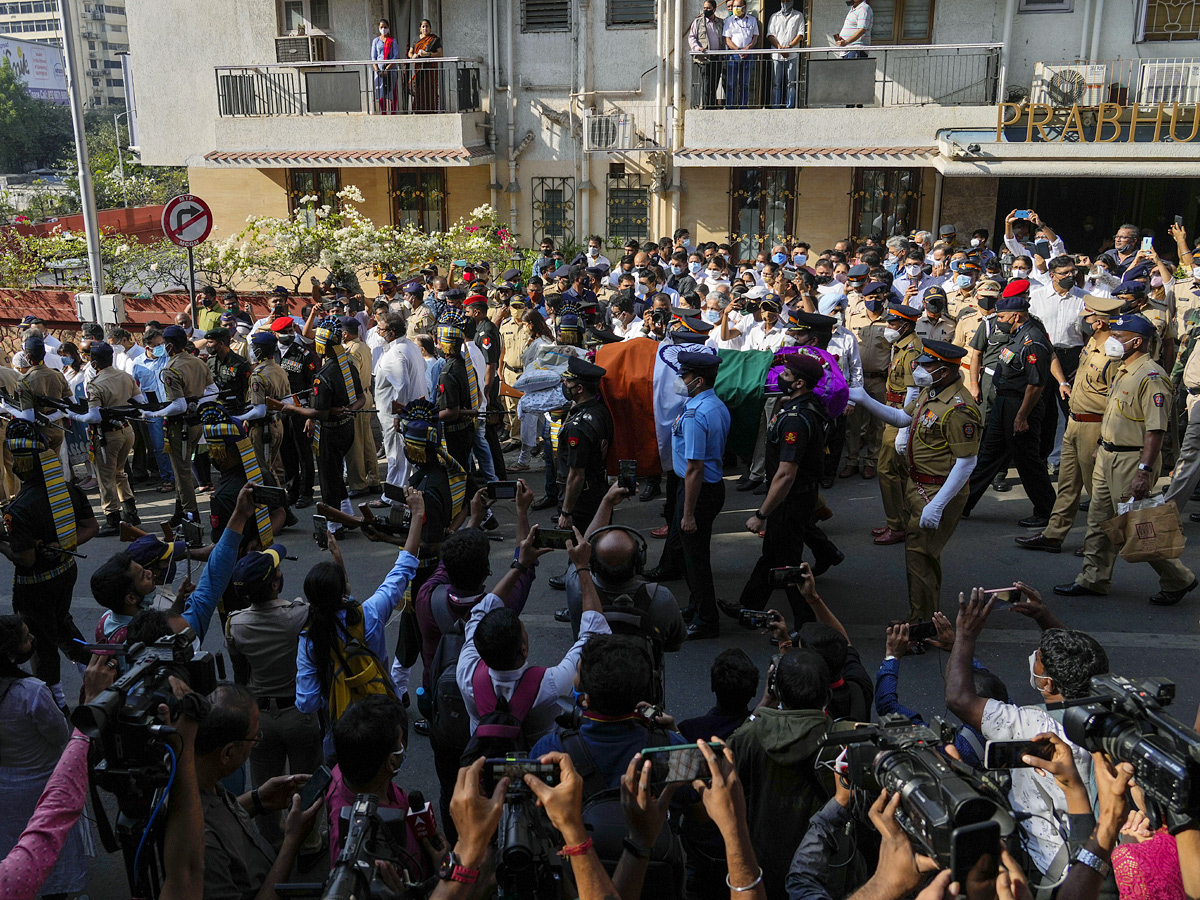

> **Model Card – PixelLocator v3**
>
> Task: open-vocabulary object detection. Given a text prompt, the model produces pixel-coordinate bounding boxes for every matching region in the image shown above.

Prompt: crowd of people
[0,213,1198,900]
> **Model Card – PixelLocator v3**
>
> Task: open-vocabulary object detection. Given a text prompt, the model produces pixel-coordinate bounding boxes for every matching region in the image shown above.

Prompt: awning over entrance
[202,147,494,167]
[674,147,937,167]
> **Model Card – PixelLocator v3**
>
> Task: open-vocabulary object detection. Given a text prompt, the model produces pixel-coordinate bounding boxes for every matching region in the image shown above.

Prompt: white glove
[894,427,909,454]
[919,504,944,530]
[848,384,869,405]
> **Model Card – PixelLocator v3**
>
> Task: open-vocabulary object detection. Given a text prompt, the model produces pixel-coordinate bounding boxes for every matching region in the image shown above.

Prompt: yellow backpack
[327,608,397,722]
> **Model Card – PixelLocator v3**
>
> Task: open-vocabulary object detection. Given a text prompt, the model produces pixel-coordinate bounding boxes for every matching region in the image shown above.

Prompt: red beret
[1002,278,1031,298]
[270,316,294,332]
[463,294,487,307]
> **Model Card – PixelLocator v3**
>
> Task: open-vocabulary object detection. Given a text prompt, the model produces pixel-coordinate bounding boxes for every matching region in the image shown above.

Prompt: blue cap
[163,324,188,342]
[863,281,889,295]
[996,294,1030,312]
[232,546,288,596]
[678,350,721,370]
[1124,262,1152,281]
[251,330,277,348]
[886,303,921,322]
[444,288,466,302]
[401,280,424,295]
[272,285,289,296]
[847,263,870,279]
[19,315,40,326]
[90,342,114,365]
[127,535,186,567]
[1109,314,1156,337]
[1114,280,1146,297]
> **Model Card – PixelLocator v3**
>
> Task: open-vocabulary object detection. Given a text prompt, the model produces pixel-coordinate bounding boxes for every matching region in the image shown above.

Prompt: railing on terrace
[215,57,483,117]
[1030,58,1200,107]
[688,44,1002,111]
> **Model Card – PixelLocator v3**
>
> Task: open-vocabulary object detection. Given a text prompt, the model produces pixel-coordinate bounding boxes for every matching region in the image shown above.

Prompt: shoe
[295,496,313,509]
[815,506,833,521]
[862,465,876,479]
[98,513,121,537]
[1191,512,1200,523]
[284,508,298,528]
[508,461,531,472]
[643,566,682,582]
[196,483,213,494]
[1053,582,1105,597]
[717,597,742,620]
[501,439,519,453]
[554,607,570,622]
[753,482,768,495]
[686,621,719,640]
[839,465,857,478]
[77,476,98,491]
[651,524,669,538]
[812,549,845,576]
[871,525,889,536]
[548,575,566,591]
[1079,498,1091,512]
[681,606,695,623]
[960,508,971,519]
[1150,578,1199,606]
[156,480,175,493]
[992,478,1010,493]
[736,478,763,493]
[1015,535,1062,553]
[1018,516,1050,528]
[480,510,499,532]
[532,495,557,510]
[873,529,906,545]
[819,475,836,489]
[1074,546,1084,558]
[348,488,370,498]
[121,500,140,527]
[413,718,431,738]
[639,482,662,501]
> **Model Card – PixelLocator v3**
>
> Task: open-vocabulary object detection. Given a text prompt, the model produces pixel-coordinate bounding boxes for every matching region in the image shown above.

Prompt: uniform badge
[784,431,798,444]
[312,382,319,396]
[1153,393,1165,407]
[482,337,492,348]
[1027,352,1037,364]
[569,436,579,447]
[438,383,445,394]
[210,513,220,530]
[963,423,976,438]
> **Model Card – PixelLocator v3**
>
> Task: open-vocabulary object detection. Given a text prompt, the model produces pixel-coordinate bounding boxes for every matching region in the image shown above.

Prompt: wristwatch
[1072,848,1112,880]
[1136,462,1152,473]
[439,852,480,884]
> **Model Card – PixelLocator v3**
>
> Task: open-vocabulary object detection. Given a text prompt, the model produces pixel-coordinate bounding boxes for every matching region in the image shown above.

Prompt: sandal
[157,481,175,493]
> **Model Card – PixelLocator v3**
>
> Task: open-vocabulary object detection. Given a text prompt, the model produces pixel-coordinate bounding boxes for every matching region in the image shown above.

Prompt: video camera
[491,759,567,900]
[823,715,1012,871]
[72,628,217,811]
[1059,674,1200,829]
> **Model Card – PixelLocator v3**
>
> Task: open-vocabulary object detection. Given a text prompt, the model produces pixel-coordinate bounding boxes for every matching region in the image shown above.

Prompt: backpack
[326,607,397,723]
[561,727,685,898]
[459,662,546,766]
[428,588,472,754]
[598,584,666,707]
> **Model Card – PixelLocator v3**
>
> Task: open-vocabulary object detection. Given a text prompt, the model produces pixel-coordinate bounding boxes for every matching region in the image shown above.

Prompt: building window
[1018,0,1073,10]
[522,0,570,32]
[390,168,446,232]
[608,0,655,27]
[730,168,796,261]
[606,172,648,246]
[1139,0,1200,41]
[532,176,575,246]
[850,168,922,243]
[869,0,935,44]
[280,0,329,34]
[287,168,340,218]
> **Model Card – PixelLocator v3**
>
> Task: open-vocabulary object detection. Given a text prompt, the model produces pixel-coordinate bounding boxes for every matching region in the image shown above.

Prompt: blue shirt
[873,656,988,768]
[671,388,730,482]
[531,716,688,792]
[181,525,242,644]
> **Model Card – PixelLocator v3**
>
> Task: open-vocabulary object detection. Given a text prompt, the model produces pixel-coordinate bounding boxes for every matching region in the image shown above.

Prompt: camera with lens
[73,628,217,809]
[1060,674,1200,828]
[824,715,1012,871]
[487,759,567,900]
[650,307,671,327]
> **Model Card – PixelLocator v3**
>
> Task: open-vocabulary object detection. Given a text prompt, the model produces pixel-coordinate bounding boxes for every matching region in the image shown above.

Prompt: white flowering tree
[36,227,156,294]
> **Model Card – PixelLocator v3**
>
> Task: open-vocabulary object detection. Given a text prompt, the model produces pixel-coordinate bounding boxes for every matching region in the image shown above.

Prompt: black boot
[98,512,122,537]
[121,499,140,527]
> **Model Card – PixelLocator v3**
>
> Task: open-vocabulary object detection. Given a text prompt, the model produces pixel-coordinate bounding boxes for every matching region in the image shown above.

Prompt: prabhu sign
[997,102,1200,143]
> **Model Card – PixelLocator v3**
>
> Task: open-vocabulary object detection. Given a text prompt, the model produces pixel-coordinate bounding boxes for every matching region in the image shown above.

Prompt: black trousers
[824,414,848,477]
[965,392,1056,518]
[316,420,355,507]
[13,565,86,688]
[674,478,725,626]
[654,470,684,575]
[282,416,315,501]
[739,483,833,626]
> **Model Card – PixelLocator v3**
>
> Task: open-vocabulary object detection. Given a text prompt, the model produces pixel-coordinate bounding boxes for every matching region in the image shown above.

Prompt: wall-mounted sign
[997,102,1200,143]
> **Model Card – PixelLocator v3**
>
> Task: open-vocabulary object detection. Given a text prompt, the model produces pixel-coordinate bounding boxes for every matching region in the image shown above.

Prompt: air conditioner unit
[1137,60,1200,106]
[275,34,330,64]
[1031,63,1107,106]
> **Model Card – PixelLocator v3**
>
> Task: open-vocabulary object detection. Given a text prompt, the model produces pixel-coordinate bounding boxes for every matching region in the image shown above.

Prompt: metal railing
[1031,58,1200,107]
[688,44,1002,110]
[215,57,482,117]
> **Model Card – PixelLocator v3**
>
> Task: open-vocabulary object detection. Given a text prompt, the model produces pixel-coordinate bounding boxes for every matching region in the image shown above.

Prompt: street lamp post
[114,110,128,208]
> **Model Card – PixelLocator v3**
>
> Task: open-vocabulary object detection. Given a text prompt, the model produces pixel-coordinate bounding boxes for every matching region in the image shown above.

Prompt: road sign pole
[188,245,197,326]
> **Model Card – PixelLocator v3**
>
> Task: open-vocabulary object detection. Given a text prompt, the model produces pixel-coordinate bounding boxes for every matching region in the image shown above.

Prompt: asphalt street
[7,456,1200,897]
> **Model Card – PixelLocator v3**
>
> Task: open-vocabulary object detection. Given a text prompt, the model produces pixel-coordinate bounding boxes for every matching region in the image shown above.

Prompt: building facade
[125,0,1200,270]
[0,0,128,108]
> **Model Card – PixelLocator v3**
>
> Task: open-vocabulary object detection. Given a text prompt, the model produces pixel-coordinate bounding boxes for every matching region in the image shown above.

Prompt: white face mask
[1029,650,1053,694]
[1104,336,1128,359]
[236,324,251,336]
[702,309,721,324]
[970,238,981,247]
[755,261,766,272]
[588,247,599,258]
[883,326,902,343]
[673,376,694,396]
[912,366,934,387]
[905,264,922,278]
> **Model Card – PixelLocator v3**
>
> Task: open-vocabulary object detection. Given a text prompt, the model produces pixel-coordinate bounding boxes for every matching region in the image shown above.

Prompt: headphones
[588,524,648,576]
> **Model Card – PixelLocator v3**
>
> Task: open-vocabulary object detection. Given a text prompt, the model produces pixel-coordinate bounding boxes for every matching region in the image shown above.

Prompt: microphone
[407,790,436,840]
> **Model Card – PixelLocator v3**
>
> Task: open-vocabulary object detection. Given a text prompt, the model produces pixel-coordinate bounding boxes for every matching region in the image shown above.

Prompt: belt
[1188,386,1200,396]
[445,419,473,433]
[506,364,524,372]
[1070,412,1103,423]
[864,370,888,379]
[15,558,74,585]
[910,470,947,486]
[1100,441,1141,453]
[886,390,904,404]
[104,423,132,433]
[256,696,295,710]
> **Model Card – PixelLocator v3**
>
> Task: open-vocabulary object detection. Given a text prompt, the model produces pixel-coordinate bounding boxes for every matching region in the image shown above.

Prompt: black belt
[1100,441,1141,453]
[507,365,524,372]
[256,696,295,710]
[1188,387,1200,396]
[864,370,888,379]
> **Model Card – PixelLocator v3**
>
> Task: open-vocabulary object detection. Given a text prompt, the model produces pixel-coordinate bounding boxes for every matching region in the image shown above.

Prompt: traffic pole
[188,245,197,326]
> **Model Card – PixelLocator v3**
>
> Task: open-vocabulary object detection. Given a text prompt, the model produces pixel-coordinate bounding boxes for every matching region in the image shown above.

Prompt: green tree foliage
[0,59,72,172]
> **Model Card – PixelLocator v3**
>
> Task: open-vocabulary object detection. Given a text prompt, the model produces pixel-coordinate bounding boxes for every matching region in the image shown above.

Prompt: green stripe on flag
[715,348,773,459]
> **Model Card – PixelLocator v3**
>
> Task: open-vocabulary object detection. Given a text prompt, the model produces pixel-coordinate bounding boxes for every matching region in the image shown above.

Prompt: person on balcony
[723,3,759,110]
[688,0,723,110]
[768,0,806,109]
[372,19,400,115]
[408,18,443,114]
[835,0,873,60]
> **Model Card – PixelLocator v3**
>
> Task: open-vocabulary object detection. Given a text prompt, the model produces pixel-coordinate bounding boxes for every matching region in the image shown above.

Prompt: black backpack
[598,584,666,707]
[428,588,472,755]
[561,727,686,899]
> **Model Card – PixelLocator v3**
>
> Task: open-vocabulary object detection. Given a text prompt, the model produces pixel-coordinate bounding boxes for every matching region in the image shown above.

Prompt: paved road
[7,461,1198,897]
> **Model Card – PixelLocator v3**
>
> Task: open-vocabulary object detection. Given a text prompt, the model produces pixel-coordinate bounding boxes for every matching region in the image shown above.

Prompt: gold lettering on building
[996,102,1199,143]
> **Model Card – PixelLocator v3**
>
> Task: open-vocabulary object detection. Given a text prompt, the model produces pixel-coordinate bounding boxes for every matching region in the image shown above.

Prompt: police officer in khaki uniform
[143,324,215,523]
[944,257,982,319]
[499,295,531,448]
[953,279,1000,351]
[0,363,21,505]
[17,335,71,456]
[842,281,890,479]
[1055,314,1198,606]
[343,317,381,497]
[72,342,142,535]
[853,340,981,621]
[915,286,957,343]
[1018,295,1123,553]
[244,331,291,490]
[872,303,923,545]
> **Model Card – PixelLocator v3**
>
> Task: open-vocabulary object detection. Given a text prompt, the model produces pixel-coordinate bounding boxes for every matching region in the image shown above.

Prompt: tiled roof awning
[675,146,937,165]
[203,147,493,167]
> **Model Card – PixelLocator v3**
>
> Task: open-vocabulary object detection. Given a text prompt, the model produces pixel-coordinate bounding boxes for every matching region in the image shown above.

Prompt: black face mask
[815,274,833,285]
[1056,275,1076,290]
[977,296,995,312]
[703,7,714,15]
[1081,317,1096,339]
[463,319,477,340]
[925,301,946,316]
[996,320,1014,334]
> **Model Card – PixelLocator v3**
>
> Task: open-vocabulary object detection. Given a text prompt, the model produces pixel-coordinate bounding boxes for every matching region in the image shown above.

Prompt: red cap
[1001,278,1031,298]
[463,294,487,307]
[270,316,294,332]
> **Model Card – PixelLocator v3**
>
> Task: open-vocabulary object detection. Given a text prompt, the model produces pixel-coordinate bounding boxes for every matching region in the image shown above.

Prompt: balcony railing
[215,58,482,117]
[1031,58,1200,107]
[688,44,1002,111]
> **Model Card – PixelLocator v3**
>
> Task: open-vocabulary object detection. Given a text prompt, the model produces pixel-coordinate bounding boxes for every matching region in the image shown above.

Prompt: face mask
[1029,651,1052,694]
[1081,317,1096,339]
[865,299,883,314]
[703,7,714,16]
[996,320,1014,334]
[144,346,158,359]
[673,376,694,396]
[588,247,599,258]
[970,238,981,247]
[905,264,922,278]
[755,261,766,272]
[955,274,972,290]
[883,326,901,343]
[635,283,648,297]
[682,239,691,249]
[794,253,808,267]
[669,264,682,276]
[772,252,787,265]
[1104,336,1128,359]
[689,261,703,274]
[1151,274,1164,289]
[912,366,934,387]
[380,26,389,34]
[833,272,847,285]
[732,6,745,14]
[702,309,721,324]
[977,296,995,312]
[1056,275,1076,290]
[1011,268,1030,278]
[815,273,832,285]
[277,333,294,345]
[236,324,251,336]
[926,301,946,316]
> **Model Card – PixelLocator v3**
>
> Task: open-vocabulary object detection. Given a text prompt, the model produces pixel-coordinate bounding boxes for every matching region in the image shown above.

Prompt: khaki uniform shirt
[904,377,982,477]
[887,331,923,405]
[249,359,291,407]
[853,316,891,379]
[0,366,20,398]
[1069,336,1117,417]
[161,352,214,403]
[1174,278,1200,340]
[17,364,70,409]
[916,314,957,344]
[406,303,435,339]
[953,306,982,351]
[346,338,375,410]
[944,287,973,319]
[500,319,531,372]
[86,366,140,411]
[1102,354,1171,445]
